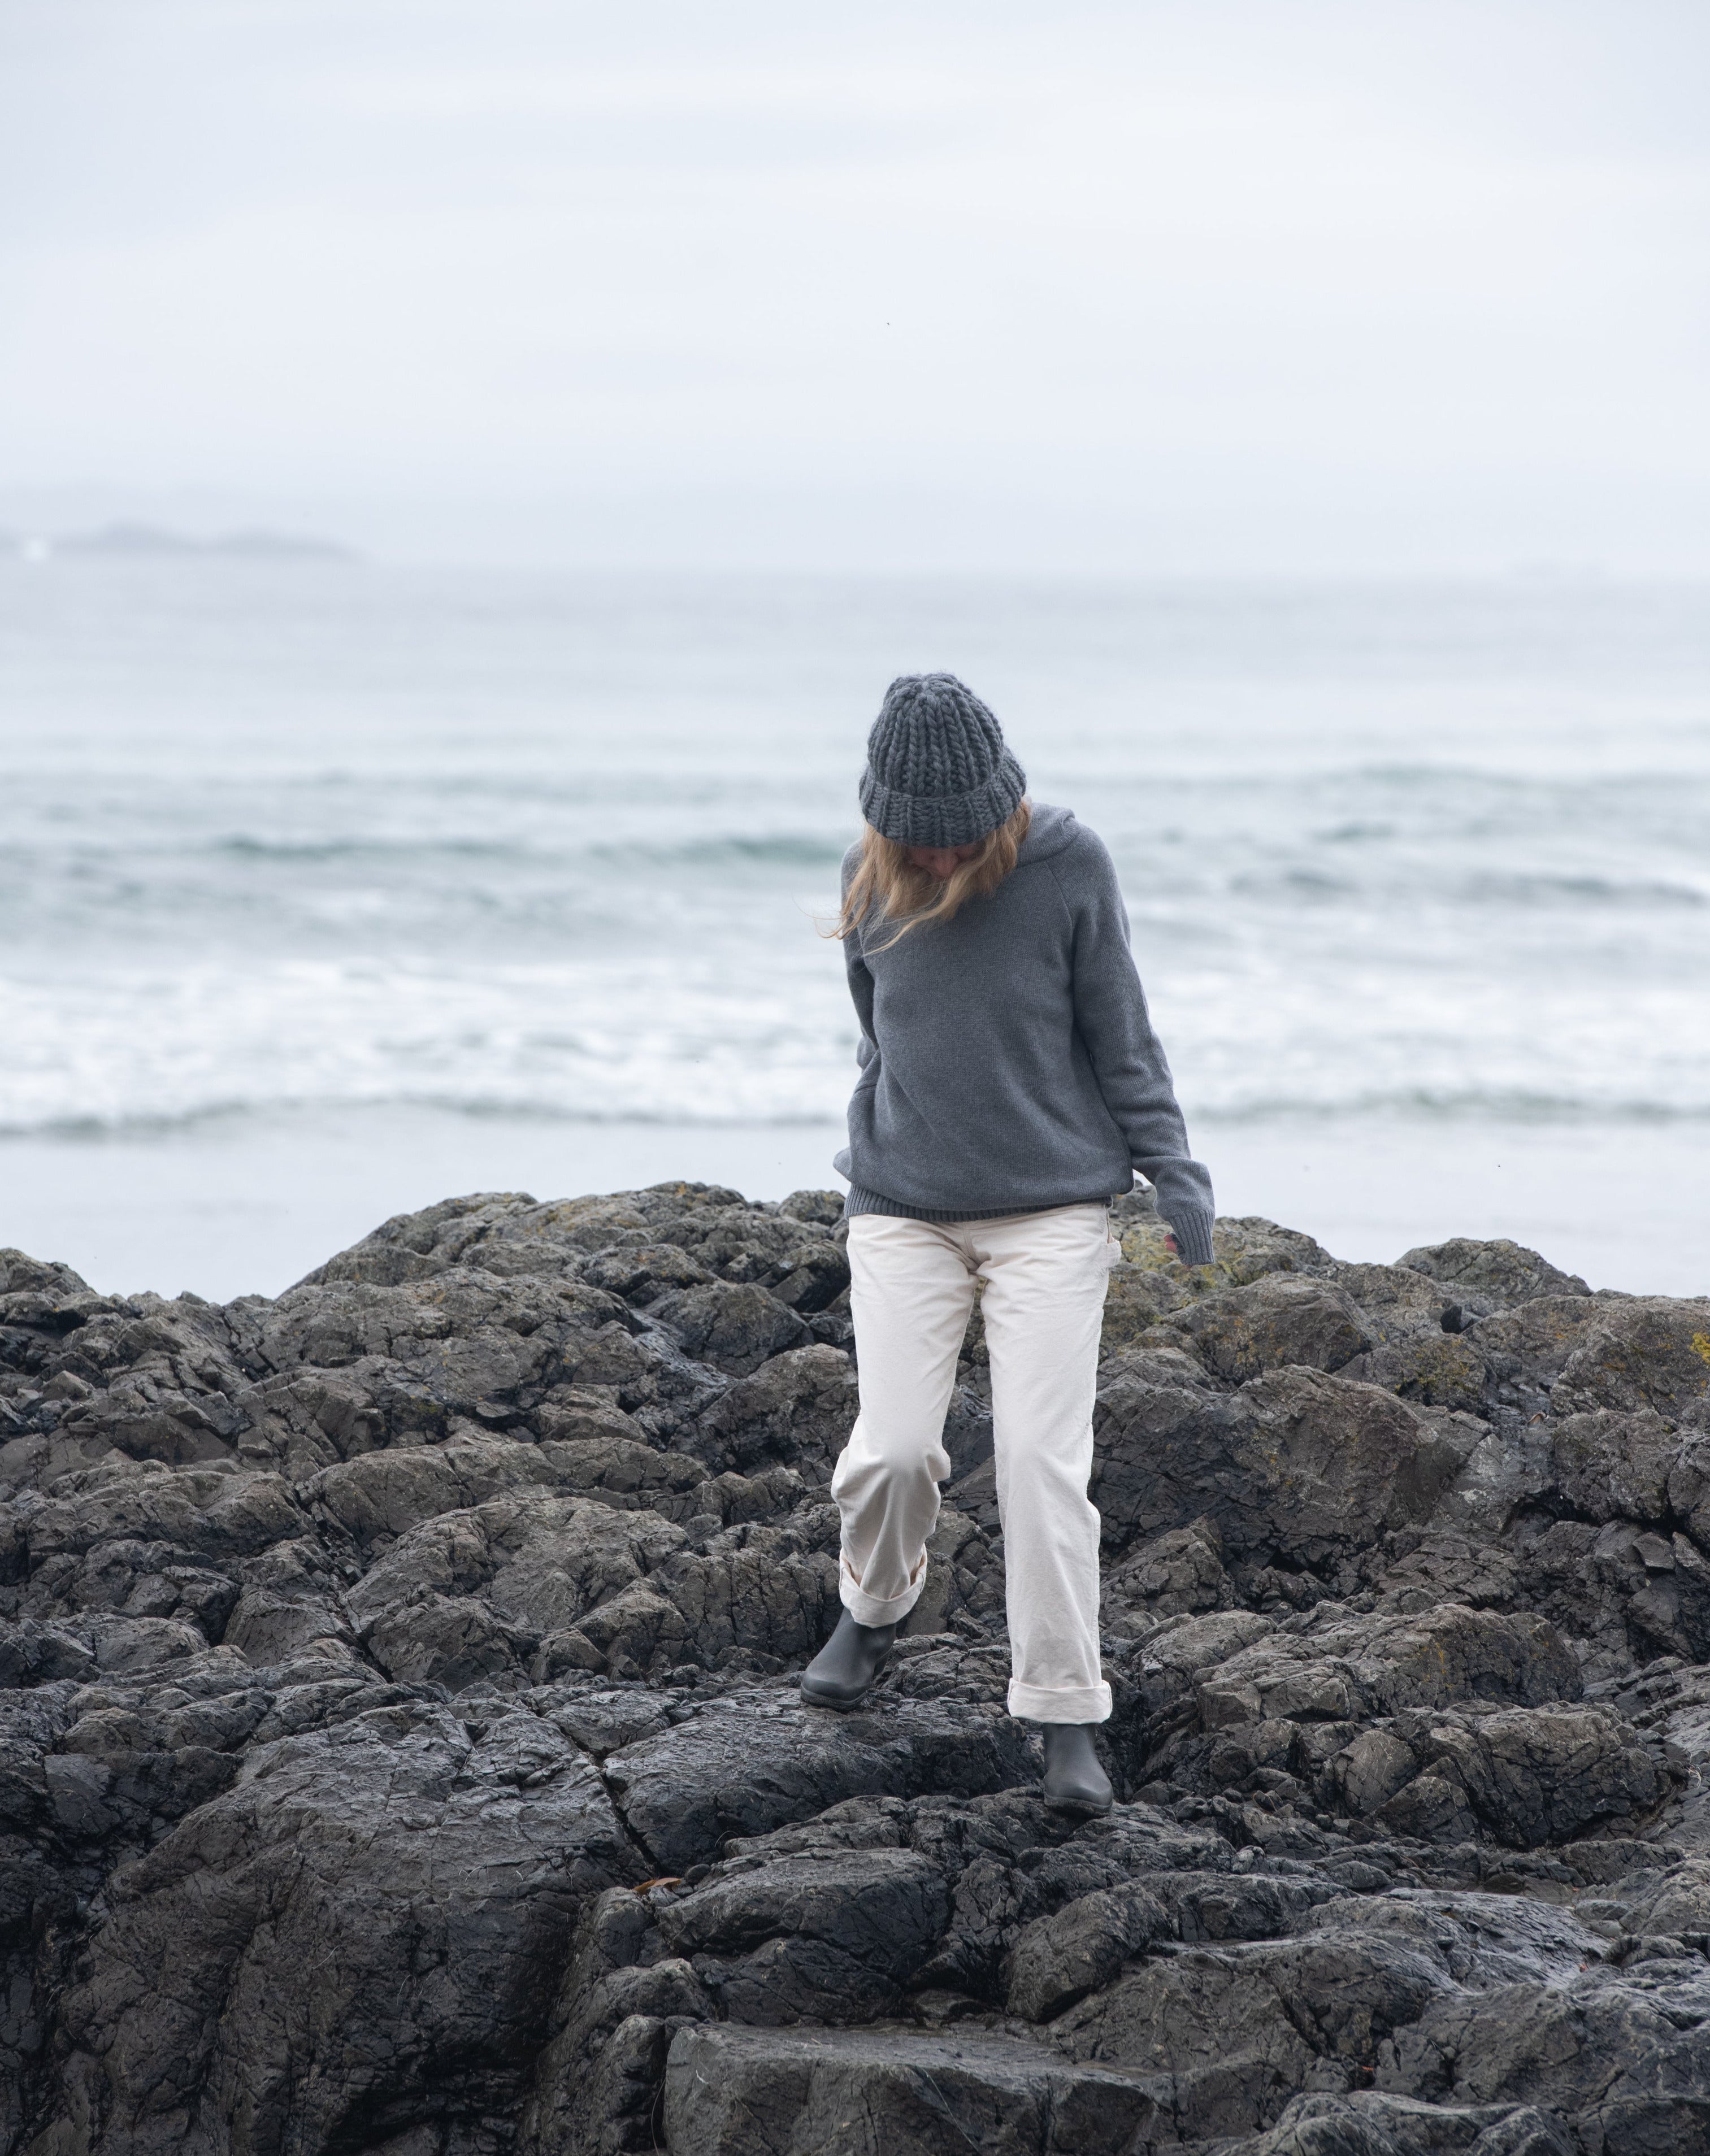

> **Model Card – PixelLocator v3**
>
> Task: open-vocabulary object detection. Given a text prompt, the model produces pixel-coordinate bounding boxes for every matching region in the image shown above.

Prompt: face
[905,840,983,882]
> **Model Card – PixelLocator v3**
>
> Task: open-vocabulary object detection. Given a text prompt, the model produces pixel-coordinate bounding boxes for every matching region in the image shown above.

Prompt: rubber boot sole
[798,1679,878,1712]
[1042,1784,1114,1818]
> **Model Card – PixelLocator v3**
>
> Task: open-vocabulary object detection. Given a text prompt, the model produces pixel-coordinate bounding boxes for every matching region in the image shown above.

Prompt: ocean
[3,560,1708,1299]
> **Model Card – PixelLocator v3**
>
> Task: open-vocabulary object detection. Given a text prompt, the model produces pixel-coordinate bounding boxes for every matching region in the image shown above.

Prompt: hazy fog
[2,0,1706,571]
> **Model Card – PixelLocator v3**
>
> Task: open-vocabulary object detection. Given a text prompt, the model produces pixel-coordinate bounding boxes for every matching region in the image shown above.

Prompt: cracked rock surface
[3,1183,1710,2153]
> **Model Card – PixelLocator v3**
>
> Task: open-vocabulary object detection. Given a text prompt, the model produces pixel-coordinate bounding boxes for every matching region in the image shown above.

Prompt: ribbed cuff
[1008,1680,1113,1725]
[859,751,1026,851]
[839,1551,927,1627]
[1165,1208,1216,1267]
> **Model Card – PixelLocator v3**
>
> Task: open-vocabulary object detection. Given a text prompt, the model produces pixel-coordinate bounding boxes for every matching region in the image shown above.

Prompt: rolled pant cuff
[839,1558,925,1628]
[1008,1680,1113,1725]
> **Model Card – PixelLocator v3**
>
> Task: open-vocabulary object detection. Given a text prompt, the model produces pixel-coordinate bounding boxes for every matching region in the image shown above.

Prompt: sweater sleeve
[1060,836,1217,1265]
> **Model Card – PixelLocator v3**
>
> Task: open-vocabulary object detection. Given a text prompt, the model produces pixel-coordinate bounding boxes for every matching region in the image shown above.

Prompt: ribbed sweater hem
[843,1184,1108,1225]
[844,1184,1218,1267]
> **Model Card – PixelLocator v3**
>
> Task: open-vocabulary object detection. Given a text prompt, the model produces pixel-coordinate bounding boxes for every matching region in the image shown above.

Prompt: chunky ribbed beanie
[858,673,1026,849]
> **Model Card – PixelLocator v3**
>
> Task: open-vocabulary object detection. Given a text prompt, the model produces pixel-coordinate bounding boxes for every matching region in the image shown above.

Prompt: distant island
[3,521,357,562]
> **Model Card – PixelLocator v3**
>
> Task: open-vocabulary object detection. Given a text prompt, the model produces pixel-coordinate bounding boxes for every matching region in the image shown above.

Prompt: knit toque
[858,673,1027,849]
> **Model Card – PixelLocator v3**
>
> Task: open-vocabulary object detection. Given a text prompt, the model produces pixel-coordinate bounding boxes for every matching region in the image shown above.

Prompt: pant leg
[831,1214,978,1625]
[973,1203,1119,1723]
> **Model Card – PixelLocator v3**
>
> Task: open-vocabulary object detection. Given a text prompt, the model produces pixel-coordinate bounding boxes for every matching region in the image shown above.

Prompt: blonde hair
[831,799,1031,951]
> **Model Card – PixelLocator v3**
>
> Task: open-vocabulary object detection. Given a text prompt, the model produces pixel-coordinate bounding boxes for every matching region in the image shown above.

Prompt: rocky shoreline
[3,1182,1709,2153]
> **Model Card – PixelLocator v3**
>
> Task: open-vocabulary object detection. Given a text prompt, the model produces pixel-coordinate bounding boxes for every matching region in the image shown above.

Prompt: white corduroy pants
[831,1202,1120,1724]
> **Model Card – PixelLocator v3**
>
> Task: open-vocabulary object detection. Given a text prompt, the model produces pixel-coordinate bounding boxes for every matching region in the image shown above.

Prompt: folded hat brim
[859,750,1027,849]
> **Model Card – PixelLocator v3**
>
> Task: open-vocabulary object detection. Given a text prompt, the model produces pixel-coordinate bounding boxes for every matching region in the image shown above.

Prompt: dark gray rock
[646,1280,812,1376]
[655,1845,951,2020]
[1177,1274,1374,1384]
[4,1184,1710,2154]
[602,1684,1035,1873]
[1370,1702,1666,1849]
[1378,1963,1710,2150]
[1093,1364,1478,1571]
[1396,1238,1591,1310]
[696,1341,857,1471]
[1103,1515,1235,1631]
[344,1493,688,1686]
[1231,2089,1576,2154]
[1051,1923,1449,2140]
[1468,1295,1612,1419]
[41,1699,638,2155]
[1550,1296,1710,1422]
[520,1884,714,2154]
[661,2021,1163,2154]
[1005,1880,1169,2019]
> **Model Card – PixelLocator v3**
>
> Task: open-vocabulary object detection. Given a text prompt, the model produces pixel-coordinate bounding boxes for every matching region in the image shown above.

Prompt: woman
[801,673,1216,1815]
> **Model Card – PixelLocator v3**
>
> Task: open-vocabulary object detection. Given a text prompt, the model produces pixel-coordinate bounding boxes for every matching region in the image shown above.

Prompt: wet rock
[1234,2089,1577,2154]
[0,1617,96,1690]
[4,1184,1710,2154]
[696,1341,857,1472]
[1465,1296,1609,1421]
[645,1281,813,1376]
[220,1540,354,1662]
[1346,1333,1494,1418]
[654,1845,951,2022]
[563,1520,840,1678]
[258,1268,636,1412]
[345,1494,687,1686]
[1494,1512,1710,1669]
[1186,1603,1581,1768]
[1140,1608,1654,1844]
[1103,1515,1234,1631]
[581,1242,721,1303]
[1052,1923,1449,2141]
[1005,1880,1169,2019]
[1093,1365,1478,1570]
[906,1795,1235,1998]
[301,1181,762,1289]
[1097,1214,1333,1360]
[1364,1702,1666,1848]
[662,2022,1162,2155]
[1613,1856,1710,1938]
[1364,1529,1527,1617]
[519,1884,714,2153]
[1122,1212,1336,1287]
[1397,1238,1591,1311]
[306,1426,710,1545]
[602,1683,1035,1874]
[1550,1297,1710,1422]
[1176,1275,1374,1384]
[1128,1609,1279,1722]
[42,1699,637,2155]
[1379,1962,1710,2148]
[1099,1260,1199,1355]
[23,1455,309,1568]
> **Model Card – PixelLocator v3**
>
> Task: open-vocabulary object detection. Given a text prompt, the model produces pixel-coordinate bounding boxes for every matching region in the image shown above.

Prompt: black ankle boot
[801,1609,898,1711]
[1041,1723,1114,1815]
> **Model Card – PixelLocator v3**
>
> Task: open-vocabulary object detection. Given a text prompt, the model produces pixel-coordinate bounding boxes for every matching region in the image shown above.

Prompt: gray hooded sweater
[834,803,1216,1264]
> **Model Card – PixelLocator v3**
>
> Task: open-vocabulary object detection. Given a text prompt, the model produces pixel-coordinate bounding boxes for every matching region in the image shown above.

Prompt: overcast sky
[2,0,1707,571]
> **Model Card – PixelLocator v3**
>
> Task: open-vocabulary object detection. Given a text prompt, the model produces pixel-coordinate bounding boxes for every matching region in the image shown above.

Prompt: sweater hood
[1015,802,1080,864]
